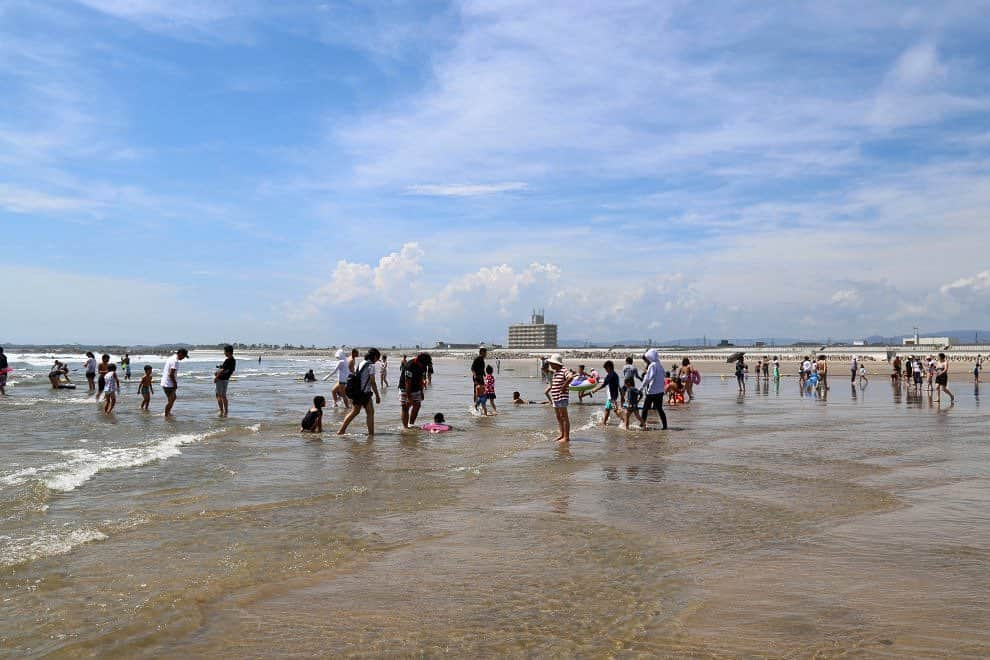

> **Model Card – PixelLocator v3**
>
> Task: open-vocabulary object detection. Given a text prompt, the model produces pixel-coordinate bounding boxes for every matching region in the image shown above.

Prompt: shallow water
[1,354,987,657]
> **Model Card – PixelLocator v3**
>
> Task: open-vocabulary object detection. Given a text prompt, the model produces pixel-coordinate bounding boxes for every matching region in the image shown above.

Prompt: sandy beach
[1,351,987,656]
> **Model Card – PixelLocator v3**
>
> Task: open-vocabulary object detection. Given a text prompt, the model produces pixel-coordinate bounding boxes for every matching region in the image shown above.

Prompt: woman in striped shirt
[543,354,575,444]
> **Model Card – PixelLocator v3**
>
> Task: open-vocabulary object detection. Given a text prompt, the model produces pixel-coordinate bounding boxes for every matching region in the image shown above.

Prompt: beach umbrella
[726,351,745,363]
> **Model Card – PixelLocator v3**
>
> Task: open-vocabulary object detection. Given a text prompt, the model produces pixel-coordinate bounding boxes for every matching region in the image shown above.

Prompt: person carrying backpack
[338,348,382,436]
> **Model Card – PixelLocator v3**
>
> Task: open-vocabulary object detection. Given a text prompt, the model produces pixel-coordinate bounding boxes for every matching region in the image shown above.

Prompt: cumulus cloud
[418,262,561,319]
[295,242,424,318]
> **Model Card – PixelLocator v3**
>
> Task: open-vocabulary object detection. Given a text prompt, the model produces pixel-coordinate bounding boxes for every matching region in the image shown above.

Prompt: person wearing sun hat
[543,353,576,443]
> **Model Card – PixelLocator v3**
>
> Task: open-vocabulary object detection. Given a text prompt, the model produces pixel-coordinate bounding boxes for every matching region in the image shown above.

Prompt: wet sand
[1,355,987,656]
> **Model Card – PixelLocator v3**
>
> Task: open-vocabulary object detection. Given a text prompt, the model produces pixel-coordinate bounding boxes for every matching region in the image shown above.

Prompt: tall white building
[508,310,558,349]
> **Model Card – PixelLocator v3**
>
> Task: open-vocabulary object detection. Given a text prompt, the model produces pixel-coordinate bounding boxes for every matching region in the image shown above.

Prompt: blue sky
[2,0,989,345]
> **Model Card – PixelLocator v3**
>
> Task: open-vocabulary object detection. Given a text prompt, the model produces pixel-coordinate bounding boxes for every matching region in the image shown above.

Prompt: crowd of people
[3,344,982,442]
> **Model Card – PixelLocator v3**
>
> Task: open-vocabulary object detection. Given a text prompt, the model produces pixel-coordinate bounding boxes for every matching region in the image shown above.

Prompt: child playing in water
[138,365,153,411]
[484,365,497,413]
[301,396,326,433]
[591,360,620,427]
[512,391,548,405]
[474,381,489,416]
[621,376,643,430]
[103,364,119,414]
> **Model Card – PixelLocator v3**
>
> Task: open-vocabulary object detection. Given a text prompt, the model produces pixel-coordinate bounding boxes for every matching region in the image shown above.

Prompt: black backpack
[345,361,370,400]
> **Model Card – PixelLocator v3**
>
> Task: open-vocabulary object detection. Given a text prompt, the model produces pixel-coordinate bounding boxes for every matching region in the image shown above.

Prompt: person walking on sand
[338,348,382,436]
[640,349,668,430]
[544,354,575,443]
[161,348,188,417]
[935,352,955,404]
[400,352,430,428]
[214,344,236,417]
[471,346,487,401]
[83,351,97,394]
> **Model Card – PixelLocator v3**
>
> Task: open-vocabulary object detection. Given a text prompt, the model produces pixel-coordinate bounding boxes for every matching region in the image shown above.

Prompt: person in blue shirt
[591,360,621,427]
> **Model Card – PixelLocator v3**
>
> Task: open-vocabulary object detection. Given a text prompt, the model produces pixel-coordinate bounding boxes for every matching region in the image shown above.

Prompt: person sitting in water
[512,390,549,405]
[49,360,70,389]
[301,395,326,433]
[666,373,686,404]
[303,369,316,382]
[422,412,452,433]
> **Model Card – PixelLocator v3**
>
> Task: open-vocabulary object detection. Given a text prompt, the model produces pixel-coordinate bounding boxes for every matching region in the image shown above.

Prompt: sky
[1,0,989,346]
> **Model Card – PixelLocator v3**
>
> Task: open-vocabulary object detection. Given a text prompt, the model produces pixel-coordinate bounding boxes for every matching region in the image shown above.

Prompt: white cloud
[405,182,528,197]
[295,242,425,318]
[0,184,96,214]
[940,271,990,299]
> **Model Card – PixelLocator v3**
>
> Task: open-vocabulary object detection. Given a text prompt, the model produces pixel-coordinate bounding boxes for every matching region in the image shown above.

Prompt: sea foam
[0,431,215,493]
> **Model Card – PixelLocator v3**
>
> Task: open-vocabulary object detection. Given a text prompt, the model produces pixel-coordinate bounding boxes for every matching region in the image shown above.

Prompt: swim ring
[422,423,451,433]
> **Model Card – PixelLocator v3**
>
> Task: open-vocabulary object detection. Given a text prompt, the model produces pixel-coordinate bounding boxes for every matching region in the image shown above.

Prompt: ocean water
[1,353,988,656]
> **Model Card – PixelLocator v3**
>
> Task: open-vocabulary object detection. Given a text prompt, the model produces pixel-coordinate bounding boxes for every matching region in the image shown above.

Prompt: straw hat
[547,353,564,366]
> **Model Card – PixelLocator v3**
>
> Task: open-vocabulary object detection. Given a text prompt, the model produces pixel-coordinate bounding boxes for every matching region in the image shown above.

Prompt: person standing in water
[935,352,955,404]
[975,355,983,384]
[103,364,119,414]
[161,348,188,417]
[214,344,236,417]
[83,351,97,394]
[337,348,382,436]
[544,354,575,443]
[735,357,746,393]
[0,347,7,395]
[640,349,668,430]
[399,352,430,428]
[121,353,131,381]
[325,349,350,409]
[97,353,111,400]
[379,354,389,388]
[471,347,487,400]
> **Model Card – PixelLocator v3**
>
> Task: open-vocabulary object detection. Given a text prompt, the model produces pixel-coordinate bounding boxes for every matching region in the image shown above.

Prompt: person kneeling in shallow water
[301,396,326,433]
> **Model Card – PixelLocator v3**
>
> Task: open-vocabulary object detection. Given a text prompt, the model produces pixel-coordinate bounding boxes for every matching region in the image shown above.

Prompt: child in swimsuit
[103,364,120,414]
[621,377,643,430]
[301,396,326,433]
[139,365,154,411]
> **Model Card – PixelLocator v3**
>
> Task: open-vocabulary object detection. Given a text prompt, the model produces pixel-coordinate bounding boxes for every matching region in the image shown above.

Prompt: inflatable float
[569,371,599,394]
[421,423,451,433]
[1,367,13,375]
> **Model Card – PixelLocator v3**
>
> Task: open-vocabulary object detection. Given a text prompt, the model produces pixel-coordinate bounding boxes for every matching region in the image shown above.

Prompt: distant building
[508,310,558,349]
[902,336,953,347]
[717,339,734,347]
[434,341,491,350]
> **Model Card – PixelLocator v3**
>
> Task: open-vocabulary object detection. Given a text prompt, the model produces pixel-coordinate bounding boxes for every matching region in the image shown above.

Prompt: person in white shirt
[161,348,188,417]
